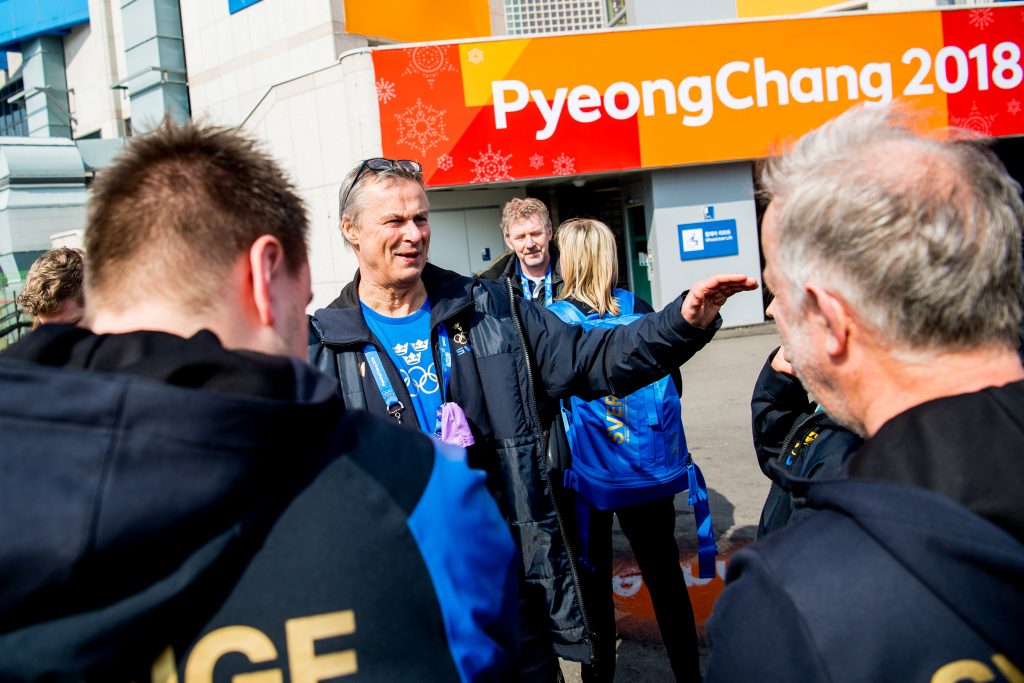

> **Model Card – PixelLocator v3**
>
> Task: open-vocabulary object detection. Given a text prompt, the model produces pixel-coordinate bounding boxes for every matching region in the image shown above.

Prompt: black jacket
[707,381,1024,682]
[478,246,564,305]
[751,348,861,537]
[309,263,720,662]
[0,326,518,682]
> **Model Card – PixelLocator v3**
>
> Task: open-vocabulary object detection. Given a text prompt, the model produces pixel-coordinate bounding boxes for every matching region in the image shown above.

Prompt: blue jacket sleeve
[521,292,720,402]
[407,442,519,683]
[705,546,830,683]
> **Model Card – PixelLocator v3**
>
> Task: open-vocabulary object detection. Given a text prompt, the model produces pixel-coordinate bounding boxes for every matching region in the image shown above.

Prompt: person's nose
[401,220,423,243]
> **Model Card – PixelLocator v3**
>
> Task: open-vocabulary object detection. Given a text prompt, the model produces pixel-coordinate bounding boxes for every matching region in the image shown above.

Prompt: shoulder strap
[547,300,587,324]
[613,289,635,316]
[687,458,717,579]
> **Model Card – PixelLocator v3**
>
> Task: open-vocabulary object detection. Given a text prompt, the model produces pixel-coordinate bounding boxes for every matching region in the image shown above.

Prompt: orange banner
[345,0,491,43]
[372,6,1024,187]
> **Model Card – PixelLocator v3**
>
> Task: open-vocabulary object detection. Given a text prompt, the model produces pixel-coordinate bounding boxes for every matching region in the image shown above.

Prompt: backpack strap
[613,289,635,316]
[686,457,718,579]
[548,299,587,324]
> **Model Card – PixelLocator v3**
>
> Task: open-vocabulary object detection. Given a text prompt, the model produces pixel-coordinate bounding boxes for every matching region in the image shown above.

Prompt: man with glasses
[310,157,757,680]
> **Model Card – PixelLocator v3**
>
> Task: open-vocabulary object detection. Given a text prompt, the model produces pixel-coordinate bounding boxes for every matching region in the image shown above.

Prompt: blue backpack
[549,289,717,577]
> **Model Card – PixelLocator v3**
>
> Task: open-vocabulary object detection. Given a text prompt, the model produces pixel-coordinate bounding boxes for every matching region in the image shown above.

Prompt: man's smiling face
[343,176,431,290]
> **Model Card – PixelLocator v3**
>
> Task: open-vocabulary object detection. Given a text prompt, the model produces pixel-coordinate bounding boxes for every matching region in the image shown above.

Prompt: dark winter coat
[0,325,518,682]
[308,263,720,663]
[751,347,862,537]
[707,380,1024,682]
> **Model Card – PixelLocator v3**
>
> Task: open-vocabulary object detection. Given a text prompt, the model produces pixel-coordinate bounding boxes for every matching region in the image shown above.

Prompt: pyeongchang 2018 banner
[371,6,1024,187]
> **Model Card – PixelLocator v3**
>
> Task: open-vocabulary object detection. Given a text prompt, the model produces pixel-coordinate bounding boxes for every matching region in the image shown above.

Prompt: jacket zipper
[757,409,823,532]
[507,278,594,661]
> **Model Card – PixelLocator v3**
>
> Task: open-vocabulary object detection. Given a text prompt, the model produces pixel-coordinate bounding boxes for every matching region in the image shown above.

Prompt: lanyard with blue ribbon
[433,324,453,438]
[520,267,553,306]
[363,343,404,424]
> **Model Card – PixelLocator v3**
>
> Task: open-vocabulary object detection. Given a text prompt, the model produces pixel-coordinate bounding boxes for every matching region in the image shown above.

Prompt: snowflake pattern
[950,102,997,136]
[552,153,576,176]
[395,99,449,155]
[1009,99,1021,116]
[468,48,484,65]
[376,78,396,104]
[402,45,458,88]
[437,153,454,171]
[967,8,995,30]
[528,154,544,170]
[469,144,513,183]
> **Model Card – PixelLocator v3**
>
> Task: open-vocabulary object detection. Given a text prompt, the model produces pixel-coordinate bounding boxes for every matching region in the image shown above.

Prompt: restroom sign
[678,219,738,261]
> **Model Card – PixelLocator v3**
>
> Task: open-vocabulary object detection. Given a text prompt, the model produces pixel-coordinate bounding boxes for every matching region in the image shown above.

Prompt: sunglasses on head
[341,158,422,210]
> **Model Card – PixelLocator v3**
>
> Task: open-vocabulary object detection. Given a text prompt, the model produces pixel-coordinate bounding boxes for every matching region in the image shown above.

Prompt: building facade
[0,0,1020,329]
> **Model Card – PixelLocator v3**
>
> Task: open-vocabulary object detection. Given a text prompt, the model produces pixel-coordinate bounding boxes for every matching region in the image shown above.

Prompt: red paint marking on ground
[611,545,749,640]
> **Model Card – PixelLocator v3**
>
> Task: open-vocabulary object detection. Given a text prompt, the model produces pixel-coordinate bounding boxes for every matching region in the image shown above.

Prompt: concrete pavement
[560,321,781,681]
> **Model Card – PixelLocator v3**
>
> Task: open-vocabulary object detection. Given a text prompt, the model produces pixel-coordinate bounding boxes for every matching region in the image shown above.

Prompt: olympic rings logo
[401,364,439,396]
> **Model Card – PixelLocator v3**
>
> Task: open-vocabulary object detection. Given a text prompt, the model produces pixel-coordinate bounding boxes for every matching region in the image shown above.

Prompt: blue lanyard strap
[363,343,404,423]
[520,267,553,306]
[433,324,454,438]
[436,323,453,398]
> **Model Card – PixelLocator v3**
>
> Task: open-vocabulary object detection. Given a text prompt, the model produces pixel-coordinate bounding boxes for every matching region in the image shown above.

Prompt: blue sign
[678,219,739,261]
[229,0,263,14]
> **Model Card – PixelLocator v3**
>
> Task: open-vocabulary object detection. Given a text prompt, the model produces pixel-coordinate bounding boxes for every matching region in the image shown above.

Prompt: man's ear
[249,235,285,327]
[503,232,513,251]
[341,215,359,249]
[805,283,850,358]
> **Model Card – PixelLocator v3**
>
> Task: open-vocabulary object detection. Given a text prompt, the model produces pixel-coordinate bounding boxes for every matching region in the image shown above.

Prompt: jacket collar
[480,246,563,292]
[314,263,477,345]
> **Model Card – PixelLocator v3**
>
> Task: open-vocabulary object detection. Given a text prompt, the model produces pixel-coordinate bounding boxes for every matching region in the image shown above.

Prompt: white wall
[428,187,519,275]
[646,163,764,327]
[180,0,367,128]
[64,0,128,139]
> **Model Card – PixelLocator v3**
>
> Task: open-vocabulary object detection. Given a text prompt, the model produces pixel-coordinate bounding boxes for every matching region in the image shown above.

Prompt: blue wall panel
[0,0,90,51]
[228,0,262,14]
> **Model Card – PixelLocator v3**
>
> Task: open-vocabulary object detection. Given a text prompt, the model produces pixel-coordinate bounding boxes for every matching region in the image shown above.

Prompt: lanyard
[436,323,453,399]
[520,266,553,306]
[363,343,404,423]
[433,324,453,438]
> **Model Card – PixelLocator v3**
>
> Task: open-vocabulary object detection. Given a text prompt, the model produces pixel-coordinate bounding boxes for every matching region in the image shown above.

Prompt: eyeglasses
[341,158,423,212]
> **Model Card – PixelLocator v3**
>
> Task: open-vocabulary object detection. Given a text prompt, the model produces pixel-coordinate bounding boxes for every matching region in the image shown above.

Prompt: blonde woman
[553,218,701,682]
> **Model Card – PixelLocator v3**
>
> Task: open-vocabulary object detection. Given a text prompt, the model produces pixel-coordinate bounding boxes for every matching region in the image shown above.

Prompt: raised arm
[522,275,757,402]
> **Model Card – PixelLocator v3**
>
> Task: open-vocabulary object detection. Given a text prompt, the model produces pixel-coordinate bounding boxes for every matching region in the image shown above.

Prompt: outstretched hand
[681,273,758,328]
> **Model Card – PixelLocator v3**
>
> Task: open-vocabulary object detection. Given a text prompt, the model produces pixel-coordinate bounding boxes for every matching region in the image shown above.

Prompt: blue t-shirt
[361,299,442,435]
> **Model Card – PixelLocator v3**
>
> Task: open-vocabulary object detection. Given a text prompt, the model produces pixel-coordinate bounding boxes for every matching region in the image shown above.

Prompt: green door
[626,205,652,304]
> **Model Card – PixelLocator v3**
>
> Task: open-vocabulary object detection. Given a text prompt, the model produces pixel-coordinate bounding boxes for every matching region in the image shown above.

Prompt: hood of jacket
[0,326,344,670]
[773,380,1024,664]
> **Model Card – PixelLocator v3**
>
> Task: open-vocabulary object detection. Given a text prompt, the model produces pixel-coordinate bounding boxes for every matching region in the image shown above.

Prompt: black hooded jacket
[0,325,518,682]
[707,381,1024,682]
[751,347,862,537]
